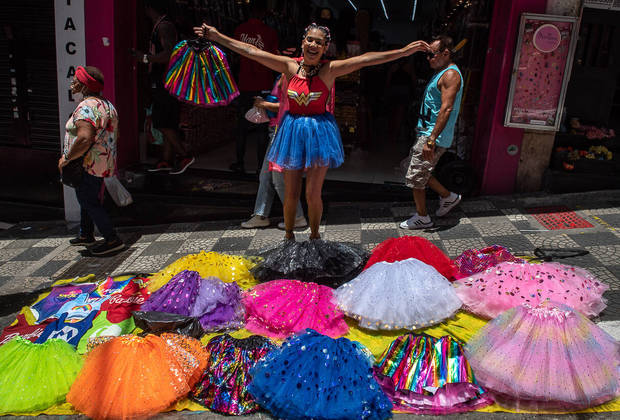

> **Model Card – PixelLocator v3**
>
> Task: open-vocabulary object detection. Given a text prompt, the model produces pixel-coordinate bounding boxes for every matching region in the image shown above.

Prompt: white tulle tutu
[334,258,462,330]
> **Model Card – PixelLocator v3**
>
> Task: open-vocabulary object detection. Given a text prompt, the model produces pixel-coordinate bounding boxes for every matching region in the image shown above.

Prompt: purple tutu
[142,270,200,315]
[190,276,244,331]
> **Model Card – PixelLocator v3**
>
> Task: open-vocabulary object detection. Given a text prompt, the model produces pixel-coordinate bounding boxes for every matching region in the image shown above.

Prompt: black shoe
[229,162,245,173]
[90,239,125,256]
[69,236,96,246]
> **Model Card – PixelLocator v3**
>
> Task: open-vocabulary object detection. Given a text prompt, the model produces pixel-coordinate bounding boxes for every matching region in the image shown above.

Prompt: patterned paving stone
[435,215,471,228]
[363,242,379,252]
[189,229,226,239]
[123,254,170,273]
[11,247,56,262]
[0,240,15,249]
[441,238,488,258]
[136,232,164,243]
[155,231,192,241]
[586,245,620,266]
[510,220,544,232]
[4,239,42,249]
[0,248,26,262]
[399,229,441,240]
[211,237,253,252]
[437,224,481,240]
[599,290,620,322]
[0,261,34,276]
[500,208,529,221]
[140,240,184,256]
[32,237,69,247]
[568,232,620,247]
[472,222,521,237]
[221,228,258,238]
[165,222,200,233]
[326,222,362,231]
[359,207,393,218]
[323,230,361,243]
[30,260,73,277]
[524,233,580,249]
[248,235,284,251]
[587,266,620,291]
[482,235,535,254]
[360,218,398,230]
[0,276,49,295]
[177,238,218,254]
[361,229,399,245]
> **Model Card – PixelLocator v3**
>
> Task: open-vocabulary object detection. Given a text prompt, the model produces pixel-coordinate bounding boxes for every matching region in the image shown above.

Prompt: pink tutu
[465,302,620,411]
[242,280,349,339]
[453,262,608,319]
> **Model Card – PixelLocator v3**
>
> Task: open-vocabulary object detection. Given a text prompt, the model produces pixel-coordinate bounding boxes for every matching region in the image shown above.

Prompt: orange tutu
[161,333,209,388]
[67,334,203,420]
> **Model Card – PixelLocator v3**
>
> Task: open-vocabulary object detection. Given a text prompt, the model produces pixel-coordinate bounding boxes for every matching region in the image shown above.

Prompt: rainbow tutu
[374,334,492,414]
[165,39,239,107]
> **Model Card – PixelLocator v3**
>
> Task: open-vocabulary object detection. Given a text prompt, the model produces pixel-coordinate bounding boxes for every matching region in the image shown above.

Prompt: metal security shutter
[0,0,59,151]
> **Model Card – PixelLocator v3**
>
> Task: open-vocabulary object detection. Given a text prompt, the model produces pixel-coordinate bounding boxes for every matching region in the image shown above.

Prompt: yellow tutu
[147,251,261,293]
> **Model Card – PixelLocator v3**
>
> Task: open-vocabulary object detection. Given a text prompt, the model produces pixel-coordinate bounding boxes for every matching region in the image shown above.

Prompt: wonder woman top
[286,75,330,116]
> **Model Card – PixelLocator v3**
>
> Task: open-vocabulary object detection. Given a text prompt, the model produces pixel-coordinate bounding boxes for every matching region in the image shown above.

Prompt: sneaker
[277,216,308,230]
[399,214,434,230]
[241,215,270,229]
[170,156,196,175]
[69,236,96,246]
[147,161,172,172]
[90,239,125,256]
[435,193,462,217]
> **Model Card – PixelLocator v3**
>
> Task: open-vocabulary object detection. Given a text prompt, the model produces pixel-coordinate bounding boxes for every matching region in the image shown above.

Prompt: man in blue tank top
[400,35,463,230]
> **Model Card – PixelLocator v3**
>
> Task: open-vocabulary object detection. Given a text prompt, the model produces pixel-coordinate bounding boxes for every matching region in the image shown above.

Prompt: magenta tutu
[465,302,620,411]
[453,262,608,319]
[453,245,524,280]
[242,280,349,339]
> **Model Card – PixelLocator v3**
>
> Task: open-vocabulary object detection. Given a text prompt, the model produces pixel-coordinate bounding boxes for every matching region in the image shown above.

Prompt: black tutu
[251,240,369,288]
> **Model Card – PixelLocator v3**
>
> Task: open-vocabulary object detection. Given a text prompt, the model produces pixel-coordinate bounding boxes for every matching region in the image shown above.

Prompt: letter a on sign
[65,17,76,30]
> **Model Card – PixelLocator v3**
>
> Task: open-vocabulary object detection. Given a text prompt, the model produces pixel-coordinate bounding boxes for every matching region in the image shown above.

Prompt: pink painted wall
[472,0,547,195]
[84,0,138,169]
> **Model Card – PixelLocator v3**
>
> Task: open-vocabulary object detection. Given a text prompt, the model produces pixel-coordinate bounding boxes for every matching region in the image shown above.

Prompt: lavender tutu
[189,276,244,331]
[142,270,201,315]
[465,301,620,411]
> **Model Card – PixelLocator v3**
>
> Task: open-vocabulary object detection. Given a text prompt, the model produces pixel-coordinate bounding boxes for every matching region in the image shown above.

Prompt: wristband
[142,54,149,64]
[426,139,436,146]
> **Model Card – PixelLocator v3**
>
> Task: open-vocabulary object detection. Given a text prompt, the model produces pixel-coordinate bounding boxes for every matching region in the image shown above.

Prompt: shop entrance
[131,0,492,204]
[546,7,620,192]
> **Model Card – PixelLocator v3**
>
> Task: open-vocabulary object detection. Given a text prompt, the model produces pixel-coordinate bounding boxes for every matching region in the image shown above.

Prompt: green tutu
[0,337,83,413]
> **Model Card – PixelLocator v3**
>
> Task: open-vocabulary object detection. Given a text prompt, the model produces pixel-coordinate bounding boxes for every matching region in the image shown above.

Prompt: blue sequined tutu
[248,329,392,420]
[267,112,344,170]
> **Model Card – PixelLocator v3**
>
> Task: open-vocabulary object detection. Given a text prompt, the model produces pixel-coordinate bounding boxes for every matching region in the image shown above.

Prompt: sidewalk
[1,190,620,331]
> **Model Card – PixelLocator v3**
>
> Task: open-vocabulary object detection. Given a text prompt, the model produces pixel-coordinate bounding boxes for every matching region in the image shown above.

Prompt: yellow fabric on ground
[147,251,261,293]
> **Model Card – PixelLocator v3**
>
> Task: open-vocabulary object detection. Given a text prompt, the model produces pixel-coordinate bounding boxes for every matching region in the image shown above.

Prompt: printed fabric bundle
[464,301,620,411]
[165,39,239,107]
[374,334,492,414]
[452,245,524,279]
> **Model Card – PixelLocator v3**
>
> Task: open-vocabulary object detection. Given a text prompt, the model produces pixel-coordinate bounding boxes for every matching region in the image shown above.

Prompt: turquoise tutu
[267,112,344,170]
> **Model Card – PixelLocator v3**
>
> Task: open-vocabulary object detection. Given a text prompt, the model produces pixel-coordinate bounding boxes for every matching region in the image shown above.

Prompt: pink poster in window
[506,15,577,129]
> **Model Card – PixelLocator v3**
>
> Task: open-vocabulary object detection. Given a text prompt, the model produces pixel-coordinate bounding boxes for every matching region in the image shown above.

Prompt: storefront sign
[54,0,86,221]
[504,13,579,131]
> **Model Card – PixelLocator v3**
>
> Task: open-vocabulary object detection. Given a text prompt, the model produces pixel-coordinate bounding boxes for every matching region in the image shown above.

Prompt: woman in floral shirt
[58,66,124,256]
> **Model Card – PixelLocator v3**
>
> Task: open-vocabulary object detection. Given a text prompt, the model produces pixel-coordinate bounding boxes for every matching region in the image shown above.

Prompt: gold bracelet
[426,139,436,146]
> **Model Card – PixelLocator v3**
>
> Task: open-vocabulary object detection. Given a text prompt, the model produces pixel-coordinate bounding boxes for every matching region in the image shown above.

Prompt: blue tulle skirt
[267,112,344,170]
[248,329,392,420]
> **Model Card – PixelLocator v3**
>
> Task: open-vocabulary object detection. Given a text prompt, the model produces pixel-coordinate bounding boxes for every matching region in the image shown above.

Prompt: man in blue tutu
[400,35,463,230]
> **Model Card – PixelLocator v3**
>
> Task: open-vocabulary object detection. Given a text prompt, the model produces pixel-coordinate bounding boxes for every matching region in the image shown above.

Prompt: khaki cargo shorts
[405,135,446,189]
